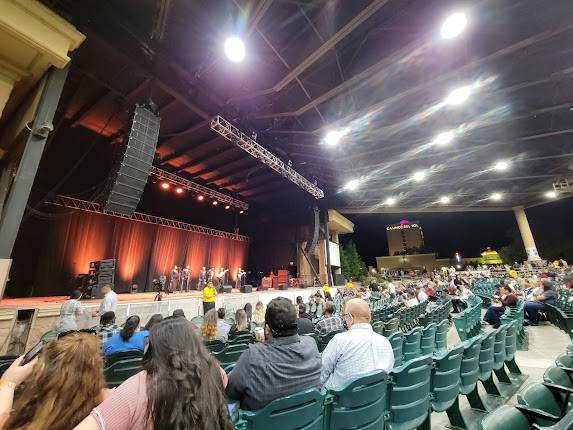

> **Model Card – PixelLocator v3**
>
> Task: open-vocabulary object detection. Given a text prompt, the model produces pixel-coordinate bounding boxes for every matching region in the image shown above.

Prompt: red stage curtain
[32,208,249,295]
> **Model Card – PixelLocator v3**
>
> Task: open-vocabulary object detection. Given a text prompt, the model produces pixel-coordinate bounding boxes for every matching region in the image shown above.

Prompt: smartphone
[20,340,44,366]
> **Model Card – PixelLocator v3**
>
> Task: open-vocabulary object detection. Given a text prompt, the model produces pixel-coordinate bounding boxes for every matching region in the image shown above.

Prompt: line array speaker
[101,105,160,215]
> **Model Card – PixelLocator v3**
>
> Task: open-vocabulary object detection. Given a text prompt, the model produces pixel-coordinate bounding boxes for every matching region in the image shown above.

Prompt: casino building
[386,220,425,256]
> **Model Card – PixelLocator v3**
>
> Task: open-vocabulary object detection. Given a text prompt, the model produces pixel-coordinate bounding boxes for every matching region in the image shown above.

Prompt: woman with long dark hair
[102,315,148,356]
[74,316,231,430]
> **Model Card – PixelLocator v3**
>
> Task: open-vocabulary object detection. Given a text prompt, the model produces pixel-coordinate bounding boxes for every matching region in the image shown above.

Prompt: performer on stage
[170,265,179,293]
[198,267,207,290]
[216,267,229,287]
[235,268,246,289]
[181,265,191,292]
[207,267,215,284]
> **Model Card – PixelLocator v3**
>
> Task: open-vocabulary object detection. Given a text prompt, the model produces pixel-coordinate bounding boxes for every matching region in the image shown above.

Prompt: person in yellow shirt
[202,282,217,315]
[346,279,354,289]
[322,283,330,294]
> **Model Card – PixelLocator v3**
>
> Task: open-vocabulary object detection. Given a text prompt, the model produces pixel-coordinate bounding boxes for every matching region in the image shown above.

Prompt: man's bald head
[344,298,371,325]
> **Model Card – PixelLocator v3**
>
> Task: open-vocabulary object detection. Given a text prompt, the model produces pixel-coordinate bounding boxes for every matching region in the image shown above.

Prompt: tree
[340,240,368,281]
[498,227,526,264]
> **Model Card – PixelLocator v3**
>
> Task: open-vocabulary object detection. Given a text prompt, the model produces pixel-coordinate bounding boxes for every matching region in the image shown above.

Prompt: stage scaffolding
[47,195,249,242]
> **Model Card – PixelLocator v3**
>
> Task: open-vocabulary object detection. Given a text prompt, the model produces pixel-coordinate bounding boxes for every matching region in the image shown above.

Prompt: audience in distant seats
[524,280,557,326]
[297,303,315,335]
[95,311,120,342]
[217,308,231,342]
[200,309,218,341]
[0,332,105,430]
[315,301,344,336]
[483,285,517,328]
[54,289,84,334]
[102,315,148,356]
[75,316,231,430]
[321,298,394,391]
[226,297,321,410]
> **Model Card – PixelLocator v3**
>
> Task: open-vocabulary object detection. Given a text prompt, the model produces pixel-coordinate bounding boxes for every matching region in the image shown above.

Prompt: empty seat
[493,325,511,384]
[460,335,487,412]
[478,330,499,396]
[213,343,248,366]
[384,318,400,337]
[372,321,384,336]
[325,370,388,430]
[556,353,573,370]
[230,332,256,344]
[478,405,531,430]
[517,383,566,427]
[429,344,464,428]
[205,339,226,353]
[435,319,449,351]
[420,323,436,357]
[504,320,522,375]
[105,350,144,367]
[403,327,422,362]
[104,357,143,388]
[388,331,404,367]
[238,389,326,430]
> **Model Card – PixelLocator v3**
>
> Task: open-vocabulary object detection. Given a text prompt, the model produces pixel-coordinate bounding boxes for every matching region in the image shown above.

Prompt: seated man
[321,299,394,391]
[297,303,315,335]
[483,285,517,328]
[226,297,321,410]
[315,302,344,336]
[524,280,557,326]
[216,308,231,341]
[95,311,120,343]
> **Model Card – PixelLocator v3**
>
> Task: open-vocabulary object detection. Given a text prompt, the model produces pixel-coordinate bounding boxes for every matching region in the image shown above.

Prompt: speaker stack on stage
[100,105,160,215]
[86,259,116,299]
[222,285,233,293]
[240,284,252,293]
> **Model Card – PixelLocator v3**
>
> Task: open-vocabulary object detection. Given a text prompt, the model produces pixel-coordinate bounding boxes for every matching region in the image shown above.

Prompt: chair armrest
[515,404,560,422]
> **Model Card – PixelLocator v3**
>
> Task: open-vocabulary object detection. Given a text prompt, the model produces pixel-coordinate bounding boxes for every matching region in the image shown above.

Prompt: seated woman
[229,309,249,338]
[0,332,106,430]
[102,315,148,357]
[483,285,517,328]
[200,309,218,341]
[54,289,84,334]
[252,301,265,327]
[74,316,232,430]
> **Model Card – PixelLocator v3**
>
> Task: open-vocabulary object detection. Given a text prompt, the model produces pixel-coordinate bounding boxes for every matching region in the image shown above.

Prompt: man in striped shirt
[314,302,344,336]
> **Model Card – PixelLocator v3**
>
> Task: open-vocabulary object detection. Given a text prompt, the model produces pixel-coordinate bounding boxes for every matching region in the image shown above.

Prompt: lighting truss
[211,115,325,199]
[553,177,573,192]
[150,166,249,210]
[48,195,249,242]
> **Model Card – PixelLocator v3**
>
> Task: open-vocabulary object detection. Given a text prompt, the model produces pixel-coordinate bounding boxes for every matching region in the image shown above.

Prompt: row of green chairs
[213,343,249,367]
[545,290,573,340]
[104,350,144,388]
[452,296,483,341]
[398,301,428,331]
[468,280,499,307]
[419,299,452,326]
[389,320,449,367]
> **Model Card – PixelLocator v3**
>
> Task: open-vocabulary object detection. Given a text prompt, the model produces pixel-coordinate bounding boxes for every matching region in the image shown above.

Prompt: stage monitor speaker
[257,284,268,292]
[278,284,288,290]
[240,284,252,293]
[101,105,160,215]
[222,285,233,293]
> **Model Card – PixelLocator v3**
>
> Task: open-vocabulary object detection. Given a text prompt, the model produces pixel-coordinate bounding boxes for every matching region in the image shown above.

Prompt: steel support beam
[0,65,69,258]
[178,145,238,173]
[337,206,512,214]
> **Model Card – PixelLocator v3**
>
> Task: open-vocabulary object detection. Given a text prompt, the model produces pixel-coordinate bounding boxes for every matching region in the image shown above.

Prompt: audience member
[93,284,118,317]
[200,309,218,341]
[416,286,428,303]
[405,290,419,307]
[144,314,163,331]
[226,297,321,410]
[252,301,265,327]
[202,282,217,315]
[524,280,556,326]
[102,315,148,356]
[54,289,84,334]
[483,286,517,328]
[1,333,105,430]
[314,302,344,336]
[95,311,120,342]
[216,308,231,342]
[230,309,249,337]
[75,317,231,430]
[451,284,474,313]
[297,303,315,335]
[172,309,185,318]
[321,299,394,390]
[243,302,253,325]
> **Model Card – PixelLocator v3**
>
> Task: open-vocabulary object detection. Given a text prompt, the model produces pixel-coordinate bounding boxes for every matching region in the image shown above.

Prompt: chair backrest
[517,383,562,427]
[403,327,422,362]
[478,331,496,381]
[504,320,518,361]
[104,358,143,388]
[318,330,342,352]
[105,350,144,367]
[544,366,573,389]
[372,321,384,335]
[388,331,404,367]
[240,389,326,430]
[420,323,437,356]
[205,339,226,353]
[0,356,18,374]
[478,405,531,430]
[493,325,507,370]
[214,343,248,365]
[230,332,256,344]
[326,370,388,430]
[383,318,399,337]
[387,355,433,429]
[435,319,449,351]
[431,344,464,412]
[556,353,573,369]
[459,335,483,395]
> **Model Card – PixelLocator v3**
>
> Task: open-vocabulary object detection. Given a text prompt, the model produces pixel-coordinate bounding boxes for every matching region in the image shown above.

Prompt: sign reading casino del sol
[386,220,419,231]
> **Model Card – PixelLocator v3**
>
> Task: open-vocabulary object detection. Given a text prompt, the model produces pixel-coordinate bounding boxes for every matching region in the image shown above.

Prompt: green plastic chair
[230,332,256,344]
[420,323,436,357]
[214,343,248,366]
[238,389,326,430]
[460,336,487,413]
[386,355,432,430]
[556,353,573,370]
[105,350,144,367]
[403,327,422,362]
[384,318,400,337]
[435,319,449,351]
[40,330,58,342]
[372,321,384,336]
[317,330,342,353]
[517,383,567,427]
[478,330,499,396]
[478,405,531,430]
[205,339,227,353]
[0,355,18,374]
[325,370,388,430]
[388,331,404,367]
[544,366,573,390]
[104,358,143,388]
[504,320,522,375]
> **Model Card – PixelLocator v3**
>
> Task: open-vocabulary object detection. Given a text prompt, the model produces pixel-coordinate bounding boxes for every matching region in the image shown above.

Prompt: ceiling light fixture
[175,187,183,194]
[545,190,558,199]
[385,197,397,206]
[344,178,360,191]
[490,192,503,201]
[239,210,244,214]
[432,130,455,146]
[493,160,510,172]
[224,36,246,63]
[412,171,427,182]
[197,195,204,201]
[439,195,451,204]
[324,130,344,146]
[212,200,218,206]
[160,182,170,190]
[441,12,467,40]
[445,85,472,105]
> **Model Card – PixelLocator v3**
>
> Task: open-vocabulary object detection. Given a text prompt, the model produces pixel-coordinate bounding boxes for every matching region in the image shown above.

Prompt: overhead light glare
[212,200,219,206]
[490,192,503,201]
[175,187,183,194]
[439,195,451,204]
[225,205,231,210]
[239,210,245,214]
[344,179,360,191]
[545,191,558,199]
[433,130,454,146]
[224,36,246,63]
[441,12,467,40]
[160,182,170,190]
[493,160,510,172]
[197,195,204,201]
[445,85,472,105]
[412,171,426,182]
[385,197,397,206]
[324,129,345,146]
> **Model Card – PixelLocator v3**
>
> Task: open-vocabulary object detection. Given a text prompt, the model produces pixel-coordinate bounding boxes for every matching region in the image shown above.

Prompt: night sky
[341,197,573,266]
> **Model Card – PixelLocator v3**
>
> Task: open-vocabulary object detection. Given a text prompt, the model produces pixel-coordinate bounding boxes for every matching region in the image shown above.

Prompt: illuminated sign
[386,223,420,231]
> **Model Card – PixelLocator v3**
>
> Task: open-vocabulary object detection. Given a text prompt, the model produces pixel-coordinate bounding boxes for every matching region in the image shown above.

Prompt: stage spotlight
[445,85,471,106]
[344,179,360,191]
[432,130,454,146]
[225,205,231,210]
[224,36,245,63]
[439,195,451,204]
[212,200,219,206]
[239,210,244,214]
[175,187,183,194]
[441,12,467,40]
[160,182,170,190]
[490,192,503,201]
[385,197,397,206]
[324,130,344,146]
[545,190,558,199]
[412,171,426,182]
[197,195,204,201]
[493,160,509,171]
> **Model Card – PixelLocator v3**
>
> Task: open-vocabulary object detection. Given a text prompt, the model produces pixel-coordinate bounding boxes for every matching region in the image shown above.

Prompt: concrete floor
[430,321,570,429]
